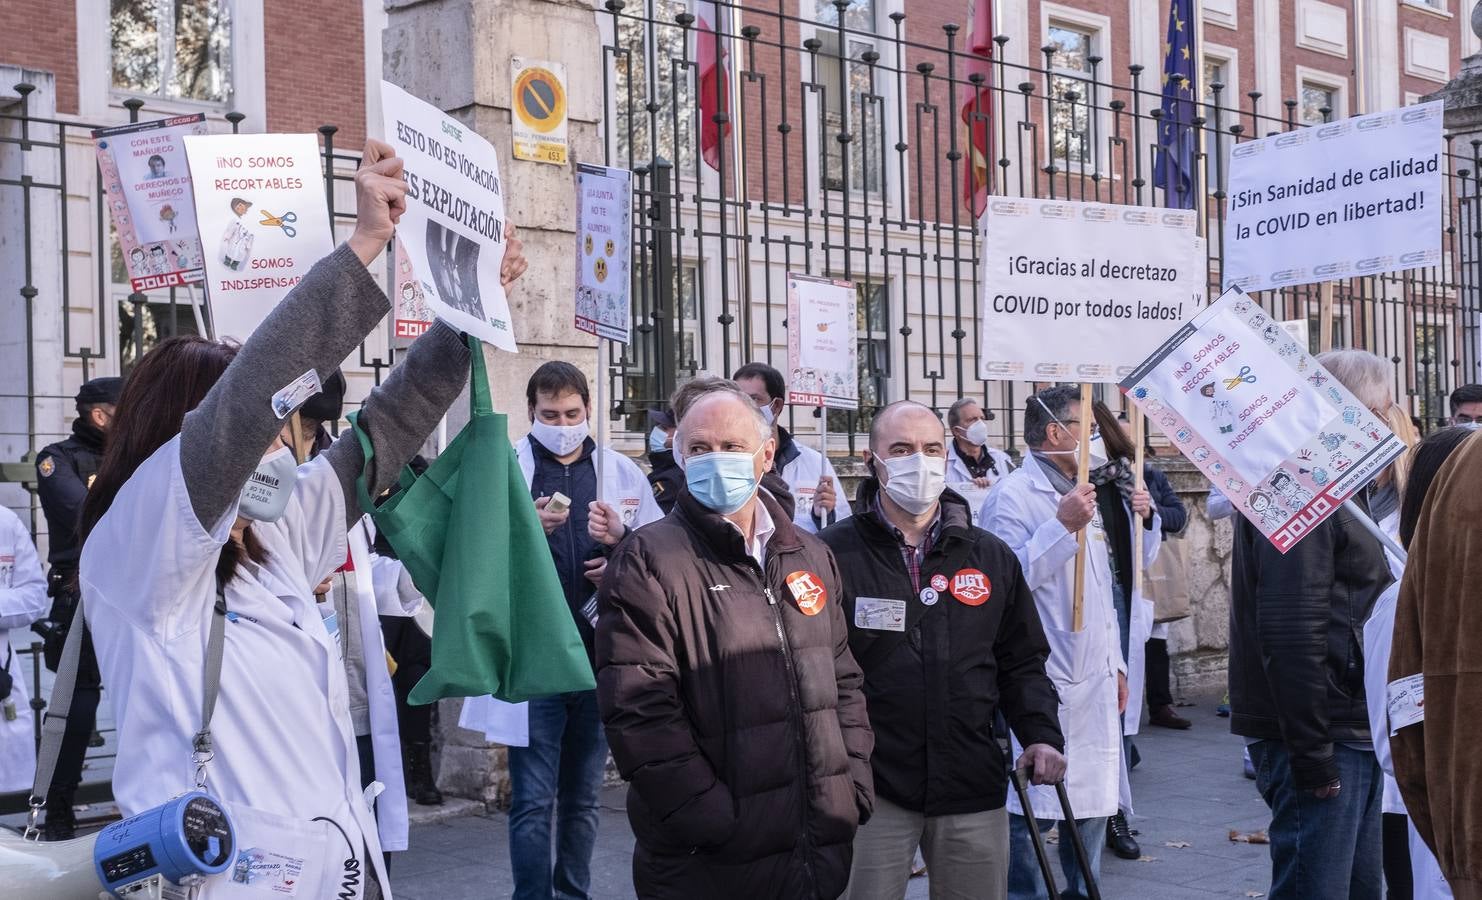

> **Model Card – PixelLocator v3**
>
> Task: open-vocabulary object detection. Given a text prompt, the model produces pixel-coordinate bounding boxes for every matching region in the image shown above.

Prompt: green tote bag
[349,336,595,704]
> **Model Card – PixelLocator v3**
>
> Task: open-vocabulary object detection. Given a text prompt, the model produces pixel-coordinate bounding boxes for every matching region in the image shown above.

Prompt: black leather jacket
[1228,495,1392,789]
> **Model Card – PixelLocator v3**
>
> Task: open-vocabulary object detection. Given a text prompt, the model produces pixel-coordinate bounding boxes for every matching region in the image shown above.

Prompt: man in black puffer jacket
[597,378,873,899]
[821,401,1063,899]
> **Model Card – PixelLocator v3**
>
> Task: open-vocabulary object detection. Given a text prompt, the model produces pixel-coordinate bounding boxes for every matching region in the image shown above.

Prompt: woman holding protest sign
[68,138,524,899]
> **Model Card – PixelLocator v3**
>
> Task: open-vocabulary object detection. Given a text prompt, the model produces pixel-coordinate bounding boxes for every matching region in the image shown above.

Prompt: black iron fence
[598,0,1482,450]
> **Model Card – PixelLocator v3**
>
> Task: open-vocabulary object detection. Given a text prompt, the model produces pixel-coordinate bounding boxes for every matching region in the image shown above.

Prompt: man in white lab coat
[980,386,1158,900]
[944,397,1015,526]
[734,361,851,534]
[0,504,48,792]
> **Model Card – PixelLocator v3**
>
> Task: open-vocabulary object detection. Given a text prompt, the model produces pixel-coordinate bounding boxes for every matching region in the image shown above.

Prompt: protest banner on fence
[574,164,632,343]
[382,80,517,352]
[786,273,858,409]
[511,58,569,166]
[1121,286,1406,553]
[94,114,209,292]
[1225,101,1443,292]
[978,197,1203,382]
[183,133,334,342]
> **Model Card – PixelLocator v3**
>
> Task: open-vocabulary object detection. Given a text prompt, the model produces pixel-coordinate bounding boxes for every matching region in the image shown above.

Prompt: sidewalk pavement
[392,693,1275,899]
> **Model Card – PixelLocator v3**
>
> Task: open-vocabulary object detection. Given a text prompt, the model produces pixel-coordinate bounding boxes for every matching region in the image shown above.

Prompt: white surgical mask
[648,426,670,454]
[962,419,991,448]
[238,447,298,523]
[759,403,776,425]
[878,452,947,516]
[1034,398,1108,468]
[530,419,590,456]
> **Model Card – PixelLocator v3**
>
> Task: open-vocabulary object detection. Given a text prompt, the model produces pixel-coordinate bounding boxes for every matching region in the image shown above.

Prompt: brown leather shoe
[1149,704,1193,729]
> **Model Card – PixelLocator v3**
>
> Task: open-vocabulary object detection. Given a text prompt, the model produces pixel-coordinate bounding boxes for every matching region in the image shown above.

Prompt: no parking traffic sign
[512,58,569,165]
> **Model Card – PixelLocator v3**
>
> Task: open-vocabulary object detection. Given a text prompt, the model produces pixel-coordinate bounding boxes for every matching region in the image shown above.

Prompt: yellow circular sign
[513,66,567,135]
[604,239,615,257]
[584,234,594,255]
[594,257,609,282]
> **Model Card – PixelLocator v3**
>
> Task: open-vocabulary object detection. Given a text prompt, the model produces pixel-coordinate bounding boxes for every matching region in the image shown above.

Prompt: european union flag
[1152,0,1197,209]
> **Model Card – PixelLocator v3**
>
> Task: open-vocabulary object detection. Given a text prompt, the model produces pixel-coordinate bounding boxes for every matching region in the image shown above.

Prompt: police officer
[645,408,683,514]
[33,375,120,839]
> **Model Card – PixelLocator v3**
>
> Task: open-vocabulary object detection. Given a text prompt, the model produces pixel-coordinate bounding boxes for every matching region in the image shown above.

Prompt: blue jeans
[1007,813,1107,900]
[1247,740,1383,900]
[507,691,609,900]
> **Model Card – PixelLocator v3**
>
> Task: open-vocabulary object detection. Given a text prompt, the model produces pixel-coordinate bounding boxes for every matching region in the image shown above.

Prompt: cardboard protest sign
[94,114,209,291]
[183,133,335,342]
[978,197,1203,382]
[382,81,517,352]
[511,58,570,166]
[1121,286,1406,552]
[574,164,633,343]
[1225,101,1443,292]
[786,273,858,409]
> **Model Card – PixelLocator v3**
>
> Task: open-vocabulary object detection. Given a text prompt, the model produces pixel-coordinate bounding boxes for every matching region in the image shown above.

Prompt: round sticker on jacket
[930,573,948,592]
[919,587,939,606]
[951,568,992,606]
[786,570,828,616]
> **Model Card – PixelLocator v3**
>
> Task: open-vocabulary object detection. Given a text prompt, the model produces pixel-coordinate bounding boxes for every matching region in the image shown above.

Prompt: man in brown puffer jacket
[596,378,874,899]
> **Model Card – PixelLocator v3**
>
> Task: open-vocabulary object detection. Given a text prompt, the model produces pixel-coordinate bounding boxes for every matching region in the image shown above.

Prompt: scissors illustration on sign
[1222,365,1257,390]
[259,210,298,238]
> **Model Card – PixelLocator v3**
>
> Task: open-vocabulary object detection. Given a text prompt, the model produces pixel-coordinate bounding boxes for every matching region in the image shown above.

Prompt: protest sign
[978,197,1203,382]
[511,58,569,165]
[382,81,517,352]
[94,114,209,291]
[1225,101,1443,292]
[574,164,633,343]
[1121,286,1406,553]
[392,239,435,345]
[786,273,858,409]
[183,133,335,342]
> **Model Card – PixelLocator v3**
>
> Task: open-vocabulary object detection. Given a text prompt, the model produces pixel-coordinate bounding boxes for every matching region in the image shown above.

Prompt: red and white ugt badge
[950,568,992,607]
[785,570,828,616]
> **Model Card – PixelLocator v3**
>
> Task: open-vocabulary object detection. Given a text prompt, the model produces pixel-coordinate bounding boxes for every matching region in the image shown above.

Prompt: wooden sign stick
[1318,281,1335,354]
[1132,405,1146,597]
[1071,382,1094,631]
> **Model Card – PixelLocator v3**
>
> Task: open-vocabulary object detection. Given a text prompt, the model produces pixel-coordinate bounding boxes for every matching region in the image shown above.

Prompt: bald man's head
[869,401,946,454]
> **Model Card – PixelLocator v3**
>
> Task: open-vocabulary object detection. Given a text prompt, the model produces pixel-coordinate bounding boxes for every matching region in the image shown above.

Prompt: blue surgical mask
[683,447,762,514]
[239,447,298,523]
[648,427,670,454]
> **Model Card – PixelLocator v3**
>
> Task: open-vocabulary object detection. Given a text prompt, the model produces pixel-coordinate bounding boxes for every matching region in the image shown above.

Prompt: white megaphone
[1,791,235,899]
[0,829,100,898]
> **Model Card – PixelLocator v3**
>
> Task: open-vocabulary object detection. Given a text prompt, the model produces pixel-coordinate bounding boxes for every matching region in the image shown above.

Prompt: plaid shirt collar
[871,493,943,593]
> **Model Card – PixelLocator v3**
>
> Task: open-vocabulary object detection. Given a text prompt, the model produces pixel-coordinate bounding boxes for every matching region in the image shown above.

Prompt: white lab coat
[461,440,664,744]
[82,439,390,899]
[945,441,1014,527]
[979,454,1158,821]
[0,506,47,793]
[346,519,419,852]
[777,439,852,534]
[1364,582,1451,897]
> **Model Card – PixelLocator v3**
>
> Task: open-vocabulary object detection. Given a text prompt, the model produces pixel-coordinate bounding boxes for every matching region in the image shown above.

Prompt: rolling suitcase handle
[1053,779,1103,900]
[1010,767,1061,899]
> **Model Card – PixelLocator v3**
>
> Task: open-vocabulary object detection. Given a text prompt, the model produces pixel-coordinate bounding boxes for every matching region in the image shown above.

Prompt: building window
[1047,22,1097,167]
[815,0,883,195]
[111,0,232,104]
[827,279,889,435]
[1300,81,1338,125]
[612,0,696,171]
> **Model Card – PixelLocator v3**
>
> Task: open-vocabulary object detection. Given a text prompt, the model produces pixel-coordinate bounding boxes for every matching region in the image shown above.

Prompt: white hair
[1317,349,1394,411]
[674,384,772,454]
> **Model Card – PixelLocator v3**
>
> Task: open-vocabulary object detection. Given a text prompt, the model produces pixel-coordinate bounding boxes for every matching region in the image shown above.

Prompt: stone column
[383,0,605,808]
[1424,5,1482,386]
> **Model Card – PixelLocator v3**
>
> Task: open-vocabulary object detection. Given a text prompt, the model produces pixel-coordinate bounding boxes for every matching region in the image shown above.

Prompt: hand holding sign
[349,139,410,265]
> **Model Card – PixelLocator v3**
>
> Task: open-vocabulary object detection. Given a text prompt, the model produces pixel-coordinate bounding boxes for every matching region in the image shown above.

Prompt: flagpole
[726,1,754,357]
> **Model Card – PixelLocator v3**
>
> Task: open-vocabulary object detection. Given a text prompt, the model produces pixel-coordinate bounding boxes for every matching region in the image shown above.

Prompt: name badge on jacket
[854,597,906,632]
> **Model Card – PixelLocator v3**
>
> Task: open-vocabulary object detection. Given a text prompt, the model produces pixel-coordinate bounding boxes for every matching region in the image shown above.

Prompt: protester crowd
[2,137,1479,900]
